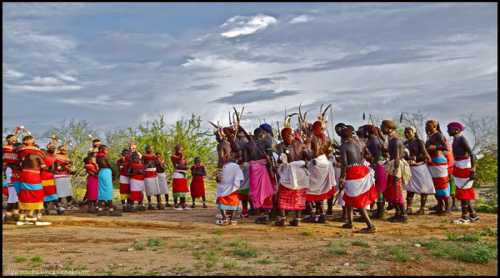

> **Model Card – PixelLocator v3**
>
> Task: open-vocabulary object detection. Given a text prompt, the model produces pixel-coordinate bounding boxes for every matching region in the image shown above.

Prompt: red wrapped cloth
[278,185,306,210]
[190,175,205,199]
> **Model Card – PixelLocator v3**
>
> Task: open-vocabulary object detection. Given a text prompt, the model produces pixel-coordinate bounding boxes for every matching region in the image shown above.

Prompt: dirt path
[2,206,497,276]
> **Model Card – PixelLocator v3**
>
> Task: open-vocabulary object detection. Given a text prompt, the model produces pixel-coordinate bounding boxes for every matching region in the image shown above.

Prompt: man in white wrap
[216,151,244,226]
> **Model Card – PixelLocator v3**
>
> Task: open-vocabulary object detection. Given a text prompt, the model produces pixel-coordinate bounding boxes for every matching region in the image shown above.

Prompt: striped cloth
[453,156,475,201]
[428,155,450,200]
[18,169,44,210]
[343,164,378,209]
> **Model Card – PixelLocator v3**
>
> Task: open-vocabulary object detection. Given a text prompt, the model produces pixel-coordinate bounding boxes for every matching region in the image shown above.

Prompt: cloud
[289,15,313,24]
[185,83,219,91]
[253,76,287,86]
[278,48,438,74]
[4,69,25,79]
[31,76,64,86]
[221,14,278,38]
[212,89,300,104]
[6,84,83,92]
[57,95,133,108]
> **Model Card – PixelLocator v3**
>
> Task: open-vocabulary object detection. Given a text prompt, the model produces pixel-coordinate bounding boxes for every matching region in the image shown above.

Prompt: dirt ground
[2,201,498,276]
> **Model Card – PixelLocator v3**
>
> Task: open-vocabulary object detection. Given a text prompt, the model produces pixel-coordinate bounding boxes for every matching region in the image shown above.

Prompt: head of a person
[425,120,439,136]
[341,125,353,139]
[23,135,35,146]
[447,122,464,137]
[335,123,347,137]
[174,144,183,154]
[121,148,130,157]
[92,139,101,148]
[312,121,324,137]
[46,142,57,154]
[381,120,397,136]
[281,127,294,145]
[155,152,162,159]
[253,127,264,139]
[129,143,137,152]
[130,152,140,162]
[194,157,201,165]
[6,134,17,145]
[145,145,153,154]
[87,152,96,163]
[404,127,416,140]
[98,145,108,155]
[259,123,274,137]
[58,145,68,154]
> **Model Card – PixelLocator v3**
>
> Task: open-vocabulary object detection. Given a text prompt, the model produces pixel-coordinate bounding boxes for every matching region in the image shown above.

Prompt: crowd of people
[211,106,478,232]
[2,131,208,225]
[2,107,479,232]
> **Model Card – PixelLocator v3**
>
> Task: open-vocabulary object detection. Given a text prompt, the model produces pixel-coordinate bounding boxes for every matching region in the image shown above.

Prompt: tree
[461,113,498,155]
[43,120,97,195]
[400,110,427,138]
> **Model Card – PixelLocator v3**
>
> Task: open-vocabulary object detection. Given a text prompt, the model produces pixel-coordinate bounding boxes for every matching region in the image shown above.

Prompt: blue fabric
[436,186,450,198]
[44,194,59,202]
[14,181,21,194]
[259,123,273,136]
[3,180,8,187]
[19,182,43,190]
[432,155,447,163]
[98,168,113,201]
[217,203,241,211]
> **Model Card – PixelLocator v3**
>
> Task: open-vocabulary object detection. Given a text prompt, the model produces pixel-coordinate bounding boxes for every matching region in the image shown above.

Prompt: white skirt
[406,164,436,194]
[157,173,168,194]
[55,175,72,198]
[130,178,145,192]
[145,177,160,196]
[8,186,18,203]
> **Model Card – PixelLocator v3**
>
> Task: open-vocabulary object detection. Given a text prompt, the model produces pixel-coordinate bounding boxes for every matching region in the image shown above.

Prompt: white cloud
[221,14,277,38]
[31,76,64,86]
[4,69,25,79]
[58,95,133,108]
[181,55,256,71]
[56,73,78,82]
[6,84,83,92]
[289,15,313,24]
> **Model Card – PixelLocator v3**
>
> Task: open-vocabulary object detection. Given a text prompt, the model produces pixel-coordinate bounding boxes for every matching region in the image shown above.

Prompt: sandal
[341,223,353,229]
[356,226,376,234]
[255,216,269,225]
[275,217,286,227]
[289,218,301,227]
[469,215,480,222]
[317,214,326,224]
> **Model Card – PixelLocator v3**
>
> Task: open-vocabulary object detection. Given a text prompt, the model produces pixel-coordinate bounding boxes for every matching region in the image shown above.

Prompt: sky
[3,3,498,142]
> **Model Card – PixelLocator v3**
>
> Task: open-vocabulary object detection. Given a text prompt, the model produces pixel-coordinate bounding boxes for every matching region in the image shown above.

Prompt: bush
[475,151,497,187]
[44,115,217,197]
[326,241,347,256]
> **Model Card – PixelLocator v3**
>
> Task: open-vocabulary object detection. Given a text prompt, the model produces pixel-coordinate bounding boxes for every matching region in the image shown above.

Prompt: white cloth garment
[216,162,243,198]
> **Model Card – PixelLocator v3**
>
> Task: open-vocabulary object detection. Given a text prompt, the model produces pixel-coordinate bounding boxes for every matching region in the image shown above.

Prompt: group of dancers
[2,107,478,231]
[212,106,478,232]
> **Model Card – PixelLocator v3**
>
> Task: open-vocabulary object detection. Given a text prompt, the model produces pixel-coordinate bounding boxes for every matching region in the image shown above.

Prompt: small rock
[127,248,134,251]
[414,243,421,248]
[344,262,350,267]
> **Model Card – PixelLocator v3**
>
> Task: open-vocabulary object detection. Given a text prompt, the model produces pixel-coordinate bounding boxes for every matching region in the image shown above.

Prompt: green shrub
[351,240,369,248]
[475,152,497,187]
[326,242,347,256]
[231,240,257,258]
[387,246,410,262]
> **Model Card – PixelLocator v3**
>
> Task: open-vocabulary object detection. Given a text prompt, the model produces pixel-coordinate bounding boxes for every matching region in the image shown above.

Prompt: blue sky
[3,3,497,141]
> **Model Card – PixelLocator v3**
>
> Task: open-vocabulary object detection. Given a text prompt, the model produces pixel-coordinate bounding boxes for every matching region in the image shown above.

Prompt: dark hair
[22,135,34,142]
[121,148,129,155]
[6,134,15,140]
[92,139,101,143]
[98,145,108,151]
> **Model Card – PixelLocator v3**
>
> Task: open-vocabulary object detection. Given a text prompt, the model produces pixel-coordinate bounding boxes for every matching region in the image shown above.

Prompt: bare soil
[2,204,497,276]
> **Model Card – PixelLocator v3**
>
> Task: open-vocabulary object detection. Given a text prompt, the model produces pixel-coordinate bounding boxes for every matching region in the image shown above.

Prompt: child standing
[84,153,99,213]
[190,157,207,208]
